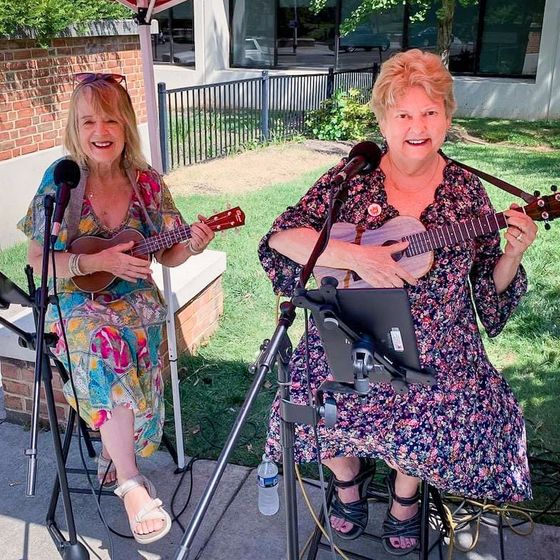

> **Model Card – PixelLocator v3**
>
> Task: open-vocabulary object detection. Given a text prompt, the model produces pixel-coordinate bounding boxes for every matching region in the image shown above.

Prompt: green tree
[311,0,477,67]
[0,0,132,47]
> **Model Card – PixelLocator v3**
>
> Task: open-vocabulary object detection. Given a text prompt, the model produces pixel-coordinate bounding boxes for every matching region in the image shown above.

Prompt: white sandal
[114,475,172,544]
[96,455,157,499]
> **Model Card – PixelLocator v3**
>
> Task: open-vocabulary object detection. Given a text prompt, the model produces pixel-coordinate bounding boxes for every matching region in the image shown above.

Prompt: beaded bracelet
[188,241,203,255]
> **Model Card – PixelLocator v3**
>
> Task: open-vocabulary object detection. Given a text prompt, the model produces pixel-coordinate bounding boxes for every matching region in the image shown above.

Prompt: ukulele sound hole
[382,239,404,262]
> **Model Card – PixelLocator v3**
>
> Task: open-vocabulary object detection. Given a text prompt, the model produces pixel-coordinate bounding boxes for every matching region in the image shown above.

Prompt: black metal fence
[157,65,378,171]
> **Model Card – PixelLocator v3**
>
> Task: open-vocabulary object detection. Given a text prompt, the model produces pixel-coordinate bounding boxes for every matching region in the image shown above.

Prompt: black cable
[169,455,201,532]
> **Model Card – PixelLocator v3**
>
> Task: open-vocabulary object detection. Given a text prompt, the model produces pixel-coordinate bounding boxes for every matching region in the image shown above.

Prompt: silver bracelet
[68,253,86,276]
[188,241,203,255]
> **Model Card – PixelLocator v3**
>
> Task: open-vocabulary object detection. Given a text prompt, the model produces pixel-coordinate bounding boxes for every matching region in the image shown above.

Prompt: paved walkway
[1,420,559,560]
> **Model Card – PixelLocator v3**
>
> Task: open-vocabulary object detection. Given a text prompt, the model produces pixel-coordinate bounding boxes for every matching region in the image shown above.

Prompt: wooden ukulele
[314,190,560,289]
[69,206,245,294]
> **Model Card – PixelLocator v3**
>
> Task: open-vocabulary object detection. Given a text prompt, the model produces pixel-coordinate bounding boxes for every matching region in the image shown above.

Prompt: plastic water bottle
[257,454,279,515]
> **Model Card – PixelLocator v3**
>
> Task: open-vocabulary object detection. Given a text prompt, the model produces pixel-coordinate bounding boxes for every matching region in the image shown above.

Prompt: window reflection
[153,4,195,67]
[224,0,546,78]
[479,0,545,75]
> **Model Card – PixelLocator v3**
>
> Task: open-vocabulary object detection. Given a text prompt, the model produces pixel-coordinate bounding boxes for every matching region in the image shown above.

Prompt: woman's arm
[269,227,416,288]
[28,239,153,283]
[493,204,538,294]
[155,218,215,268]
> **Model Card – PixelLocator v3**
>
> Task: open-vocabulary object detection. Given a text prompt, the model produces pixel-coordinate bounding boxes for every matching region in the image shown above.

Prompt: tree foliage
[0,0,133,46]
[310,0,477,66]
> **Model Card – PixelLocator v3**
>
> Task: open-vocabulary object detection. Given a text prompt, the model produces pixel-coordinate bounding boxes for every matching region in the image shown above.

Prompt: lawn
[1,124,559,520]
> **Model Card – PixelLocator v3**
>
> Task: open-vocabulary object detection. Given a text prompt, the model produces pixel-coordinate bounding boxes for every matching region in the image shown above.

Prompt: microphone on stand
[51,159,80,245]
[332,141,382,186]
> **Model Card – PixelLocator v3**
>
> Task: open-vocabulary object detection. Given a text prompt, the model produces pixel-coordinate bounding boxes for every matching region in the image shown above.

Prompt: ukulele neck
[405,212,508,257]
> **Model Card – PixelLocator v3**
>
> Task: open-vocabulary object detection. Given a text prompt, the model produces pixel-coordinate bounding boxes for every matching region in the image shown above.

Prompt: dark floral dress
[258,157,531,503]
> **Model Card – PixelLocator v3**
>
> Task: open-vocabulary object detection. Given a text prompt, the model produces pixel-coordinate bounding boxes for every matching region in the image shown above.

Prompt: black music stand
[293,278,435,406]
[0,268,90,560]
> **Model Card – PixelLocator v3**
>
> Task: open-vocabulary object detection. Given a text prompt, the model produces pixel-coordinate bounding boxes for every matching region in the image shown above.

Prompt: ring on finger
[516,232,524,241]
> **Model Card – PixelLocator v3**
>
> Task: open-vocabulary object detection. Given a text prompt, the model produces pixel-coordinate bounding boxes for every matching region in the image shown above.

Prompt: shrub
[305,88,378,141]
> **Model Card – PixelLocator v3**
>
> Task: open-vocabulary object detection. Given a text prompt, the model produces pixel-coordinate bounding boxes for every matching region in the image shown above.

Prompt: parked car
[329,29,390,52]
[244,37,273,64]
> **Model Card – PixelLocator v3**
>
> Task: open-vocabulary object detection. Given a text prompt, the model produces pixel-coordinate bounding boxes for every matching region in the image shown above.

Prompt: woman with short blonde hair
[258,49,536,555]
[371,48,457,121]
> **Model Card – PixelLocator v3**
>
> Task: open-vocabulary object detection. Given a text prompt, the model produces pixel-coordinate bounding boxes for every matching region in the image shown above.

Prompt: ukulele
[68,207,245,294]
[314,191,560,289]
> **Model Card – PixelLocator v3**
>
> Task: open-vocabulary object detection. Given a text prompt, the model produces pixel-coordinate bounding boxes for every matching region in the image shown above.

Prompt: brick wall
[0,34,146,162]
[0,278,224,428]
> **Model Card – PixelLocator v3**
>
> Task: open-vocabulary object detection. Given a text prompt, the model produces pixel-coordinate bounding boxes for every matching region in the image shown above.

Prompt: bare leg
[323,457,361,534]
[99,406,163,536]
[388,469,420,551]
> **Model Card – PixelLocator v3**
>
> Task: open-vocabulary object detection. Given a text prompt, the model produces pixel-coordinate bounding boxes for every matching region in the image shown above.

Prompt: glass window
[478,0,545,76]
[228,0,545,78]
[449,3,479,74]
[338,0,403,70]
[153,4,195,67]
[231,0,276,68]
[276,0,336,68]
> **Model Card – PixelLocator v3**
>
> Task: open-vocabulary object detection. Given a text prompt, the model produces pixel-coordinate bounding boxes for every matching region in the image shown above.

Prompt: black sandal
[381,470,421,556]
[329,458,376,541]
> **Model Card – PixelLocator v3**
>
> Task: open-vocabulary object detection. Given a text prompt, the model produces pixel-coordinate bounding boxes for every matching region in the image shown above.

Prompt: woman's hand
[503,204,538,258]
[83,241,152,283]
[188,215,215,253]
[351,240,417,288]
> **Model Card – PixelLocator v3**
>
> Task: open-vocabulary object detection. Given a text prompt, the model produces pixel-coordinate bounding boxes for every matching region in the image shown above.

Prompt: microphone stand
[174,175,358,560]
[23,192,89,559]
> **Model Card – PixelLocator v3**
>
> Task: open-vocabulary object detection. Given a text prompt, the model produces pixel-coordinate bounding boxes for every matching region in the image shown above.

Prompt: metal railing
[158,65,378,172]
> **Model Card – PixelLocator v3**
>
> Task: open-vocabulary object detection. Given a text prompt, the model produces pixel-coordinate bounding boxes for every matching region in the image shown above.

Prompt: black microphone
[51,159,81,245]
[332,141,382,186]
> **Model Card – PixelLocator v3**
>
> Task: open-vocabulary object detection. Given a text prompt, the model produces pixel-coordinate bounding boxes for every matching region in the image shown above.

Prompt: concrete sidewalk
[0,420,558,560]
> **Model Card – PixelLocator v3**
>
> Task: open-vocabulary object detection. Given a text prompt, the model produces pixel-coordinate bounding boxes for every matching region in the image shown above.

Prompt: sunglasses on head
[73,72,128,90]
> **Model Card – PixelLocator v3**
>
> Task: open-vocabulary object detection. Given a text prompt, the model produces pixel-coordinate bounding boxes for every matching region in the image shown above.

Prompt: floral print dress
[258,157,532,503]
[18,160,185,457]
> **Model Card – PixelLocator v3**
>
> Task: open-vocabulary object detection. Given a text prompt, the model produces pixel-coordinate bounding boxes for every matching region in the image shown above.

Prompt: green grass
[454,118,560,150]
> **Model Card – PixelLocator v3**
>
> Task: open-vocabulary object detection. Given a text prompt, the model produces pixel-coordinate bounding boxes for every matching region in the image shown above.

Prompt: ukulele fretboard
[404,212,508,257]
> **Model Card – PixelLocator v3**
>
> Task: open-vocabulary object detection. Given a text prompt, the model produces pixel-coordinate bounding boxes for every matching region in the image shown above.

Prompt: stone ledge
[0,249,227,363]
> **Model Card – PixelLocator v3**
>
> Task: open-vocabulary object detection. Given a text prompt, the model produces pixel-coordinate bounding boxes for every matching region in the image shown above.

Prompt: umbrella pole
[138,9,186,471]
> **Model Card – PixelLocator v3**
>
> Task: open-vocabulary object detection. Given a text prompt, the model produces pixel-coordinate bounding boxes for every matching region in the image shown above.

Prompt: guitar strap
[65,161,87,247]
[441,150,536,203]
[65,164,159,246]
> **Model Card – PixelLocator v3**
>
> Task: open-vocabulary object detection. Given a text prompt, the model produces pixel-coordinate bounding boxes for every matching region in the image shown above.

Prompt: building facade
[153,0,560,120]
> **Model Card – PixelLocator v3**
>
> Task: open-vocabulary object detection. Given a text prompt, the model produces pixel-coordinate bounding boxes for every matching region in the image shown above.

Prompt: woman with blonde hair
[258,49,537,555]
[18,72,214,544]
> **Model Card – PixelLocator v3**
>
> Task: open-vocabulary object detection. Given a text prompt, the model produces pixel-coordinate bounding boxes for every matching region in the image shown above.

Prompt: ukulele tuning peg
[551,185,558,192]
[533,190,541,197]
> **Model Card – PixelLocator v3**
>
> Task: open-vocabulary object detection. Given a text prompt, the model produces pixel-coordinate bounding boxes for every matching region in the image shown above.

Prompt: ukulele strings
[128,214,235,257]
[131,224,193,256]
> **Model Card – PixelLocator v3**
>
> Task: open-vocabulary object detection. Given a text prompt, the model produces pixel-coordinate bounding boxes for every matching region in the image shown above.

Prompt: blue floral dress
[258,157,532,503]
[18,160,185,457]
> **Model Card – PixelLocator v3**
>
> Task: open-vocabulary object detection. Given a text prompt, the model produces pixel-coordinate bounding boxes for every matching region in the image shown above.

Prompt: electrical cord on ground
[293,452,560,560]
[169,455,201,532]
[50,250,118,558]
